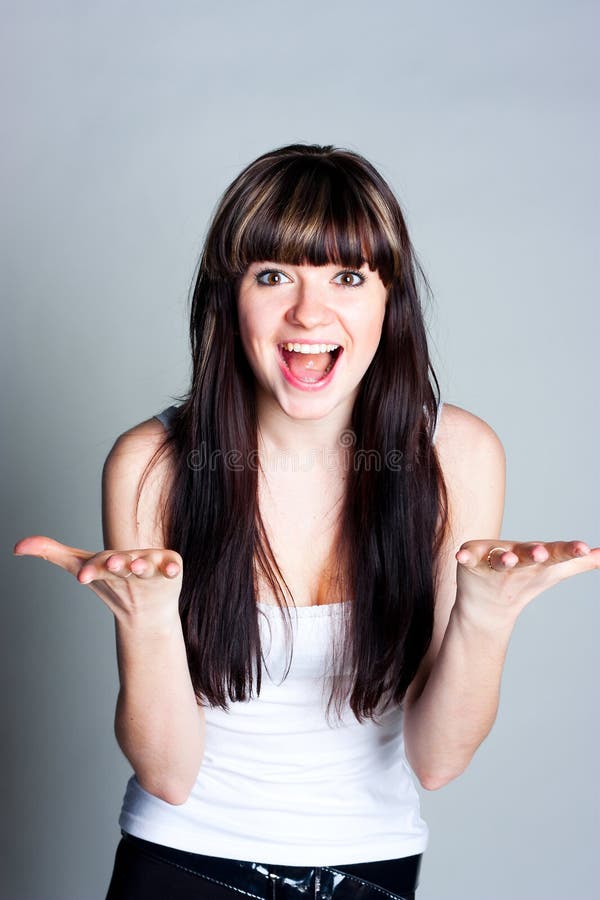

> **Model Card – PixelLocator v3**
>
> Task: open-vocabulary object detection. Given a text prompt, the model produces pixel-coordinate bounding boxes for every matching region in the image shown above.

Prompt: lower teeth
[280,348,339,380]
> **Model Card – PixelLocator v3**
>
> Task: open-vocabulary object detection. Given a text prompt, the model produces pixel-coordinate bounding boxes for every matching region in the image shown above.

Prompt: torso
[256,460,349,607]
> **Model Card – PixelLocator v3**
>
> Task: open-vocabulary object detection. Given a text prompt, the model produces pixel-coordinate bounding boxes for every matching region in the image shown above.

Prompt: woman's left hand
[454,539,600,623]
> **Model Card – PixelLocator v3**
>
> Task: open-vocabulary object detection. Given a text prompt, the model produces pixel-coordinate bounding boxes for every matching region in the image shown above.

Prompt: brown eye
[255,270,291,286]
[334,271,366,288]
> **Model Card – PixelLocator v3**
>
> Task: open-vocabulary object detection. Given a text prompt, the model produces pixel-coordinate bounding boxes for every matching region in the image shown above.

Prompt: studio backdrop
[3,1,598,898]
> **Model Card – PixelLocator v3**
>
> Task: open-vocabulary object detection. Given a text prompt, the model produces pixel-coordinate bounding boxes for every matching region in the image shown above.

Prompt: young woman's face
[236,260,388,422]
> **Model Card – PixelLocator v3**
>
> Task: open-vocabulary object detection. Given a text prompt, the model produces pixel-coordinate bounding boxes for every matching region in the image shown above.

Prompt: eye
[254,269,292,286]
[333,270,367,288]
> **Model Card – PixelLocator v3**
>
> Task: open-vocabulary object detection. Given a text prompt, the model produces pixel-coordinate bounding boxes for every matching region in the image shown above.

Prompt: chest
[256,468,347,607]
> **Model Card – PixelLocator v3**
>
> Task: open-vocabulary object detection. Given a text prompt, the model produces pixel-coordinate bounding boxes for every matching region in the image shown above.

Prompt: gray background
[2,1,598,898]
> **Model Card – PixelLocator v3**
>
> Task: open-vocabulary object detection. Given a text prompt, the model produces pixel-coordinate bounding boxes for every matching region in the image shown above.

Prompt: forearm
[403,595,517,790]
[114,613,205,804]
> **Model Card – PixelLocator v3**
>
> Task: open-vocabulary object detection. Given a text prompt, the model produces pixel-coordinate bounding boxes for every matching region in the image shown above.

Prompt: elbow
[404,733,474,791]
[417,771,457,791]
[136,753,205,805]
[115,724,205,807]
[152,783,194,806]
[138,775,197,806]
[408,747,469,791]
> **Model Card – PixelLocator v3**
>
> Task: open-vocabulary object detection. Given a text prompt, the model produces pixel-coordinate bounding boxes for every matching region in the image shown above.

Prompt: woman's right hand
[13,535,183,627]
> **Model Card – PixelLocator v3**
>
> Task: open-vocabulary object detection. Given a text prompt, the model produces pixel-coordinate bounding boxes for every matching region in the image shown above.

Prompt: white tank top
[118,401,444,865]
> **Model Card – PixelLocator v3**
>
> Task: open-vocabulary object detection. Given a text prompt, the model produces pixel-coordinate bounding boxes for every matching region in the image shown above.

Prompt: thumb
[13,535,94,578]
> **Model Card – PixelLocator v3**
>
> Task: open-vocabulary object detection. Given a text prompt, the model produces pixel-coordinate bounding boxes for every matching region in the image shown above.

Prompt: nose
[285,278,334,330]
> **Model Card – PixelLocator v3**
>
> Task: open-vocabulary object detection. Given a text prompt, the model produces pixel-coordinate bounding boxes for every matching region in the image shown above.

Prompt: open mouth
[277,343,343,384]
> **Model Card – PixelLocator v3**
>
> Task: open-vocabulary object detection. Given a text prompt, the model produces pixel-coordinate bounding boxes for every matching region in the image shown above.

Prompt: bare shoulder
[436,402,504,460]
[104,414,173,478]
[435,402,505,502]
[102,415,175,551]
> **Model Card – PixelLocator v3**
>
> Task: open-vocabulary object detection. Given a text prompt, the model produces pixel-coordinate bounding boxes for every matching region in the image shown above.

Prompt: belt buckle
[267,865,323,899]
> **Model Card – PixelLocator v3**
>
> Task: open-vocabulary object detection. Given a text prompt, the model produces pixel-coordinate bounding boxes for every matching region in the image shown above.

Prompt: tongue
[283,349,333,383]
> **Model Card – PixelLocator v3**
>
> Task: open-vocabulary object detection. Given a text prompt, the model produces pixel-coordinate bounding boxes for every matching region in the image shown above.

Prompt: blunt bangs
[207,153,403,287]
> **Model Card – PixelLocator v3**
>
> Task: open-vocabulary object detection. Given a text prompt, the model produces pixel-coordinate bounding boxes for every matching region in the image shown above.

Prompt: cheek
[237,295,270,346]
[239,324,266,355]
[359,308,386,353]
[236,318,274,382]
[236,306,258,349]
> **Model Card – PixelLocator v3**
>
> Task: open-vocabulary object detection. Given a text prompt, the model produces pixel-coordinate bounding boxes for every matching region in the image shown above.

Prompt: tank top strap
[432,400,444,446]
[153,404,181,432]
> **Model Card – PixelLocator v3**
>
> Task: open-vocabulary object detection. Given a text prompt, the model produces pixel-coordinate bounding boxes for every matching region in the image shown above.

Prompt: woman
[14,143,599,900]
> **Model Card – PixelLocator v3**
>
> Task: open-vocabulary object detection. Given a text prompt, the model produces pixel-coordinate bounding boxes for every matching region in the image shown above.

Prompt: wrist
[114,605,183,640]
[452,588,521,638]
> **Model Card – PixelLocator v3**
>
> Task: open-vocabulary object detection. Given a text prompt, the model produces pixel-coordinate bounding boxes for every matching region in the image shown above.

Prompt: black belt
[121,831,422,899]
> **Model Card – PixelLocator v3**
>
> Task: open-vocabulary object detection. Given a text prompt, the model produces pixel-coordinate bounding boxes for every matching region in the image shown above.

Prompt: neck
[255,392,355,472]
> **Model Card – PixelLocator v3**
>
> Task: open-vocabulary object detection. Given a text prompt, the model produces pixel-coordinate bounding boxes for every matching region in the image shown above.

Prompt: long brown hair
[139,143,448,722]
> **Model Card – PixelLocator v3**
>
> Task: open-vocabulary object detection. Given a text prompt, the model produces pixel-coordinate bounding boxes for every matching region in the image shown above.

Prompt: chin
[278,388,354,424]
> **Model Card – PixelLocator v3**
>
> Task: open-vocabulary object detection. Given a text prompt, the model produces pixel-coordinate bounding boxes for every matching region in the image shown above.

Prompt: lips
[276,343,344,389]
[278,342,342,375]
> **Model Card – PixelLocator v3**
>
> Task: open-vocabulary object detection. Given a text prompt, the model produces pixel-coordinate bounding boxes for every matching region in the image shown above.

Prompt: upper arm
[404,402,507,707]
[101,416,174,552]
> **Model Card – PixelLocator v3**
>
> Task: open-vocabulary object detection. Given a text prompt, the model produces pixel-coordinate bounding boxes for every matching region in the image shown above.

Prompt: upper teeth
[282,343,340,353]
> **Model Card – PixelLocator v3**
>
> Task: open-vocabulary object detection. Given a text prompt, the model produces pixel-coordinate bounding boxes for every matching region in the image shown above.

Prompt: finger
[503,541,551,567]
[128,556,158,579]
[583,546,600,570]
[507,540,590,568]
[78,552,139,584]
[486,546,519,571]
[126,550,182,579]
[14,535,93,576]
[525,545,600,586]
[456,540,516,568]
[538,540,590,564]
[159,558,182,578]
[137,549,182,579]
[79,550,181,584]
[104,553,149,579]
[456,539,592,571]
[454,538,518,569]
